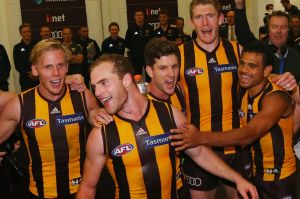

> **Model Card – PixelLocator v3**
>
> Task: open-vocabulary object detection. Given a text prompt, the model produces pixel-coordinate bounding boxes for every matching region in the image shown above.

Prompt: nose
[94,85,103,99]
[52,66,59,76]
[202,16,208,26]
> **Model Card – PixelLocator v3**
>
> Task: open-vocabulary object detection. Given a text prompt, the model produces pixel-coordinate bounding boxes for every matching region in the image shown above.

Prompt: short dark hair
[90,54,133,79]
[134,9,144,15]
[280,0,290,4]
[267,10,290,29]
[19,23,31,33]
[241,41,274,67]
[144,38,180,67]
[176,17,184,22]
[79,25,88,30]
[158,9,169,16]
[109,22,119,30]
[266,4,273,10]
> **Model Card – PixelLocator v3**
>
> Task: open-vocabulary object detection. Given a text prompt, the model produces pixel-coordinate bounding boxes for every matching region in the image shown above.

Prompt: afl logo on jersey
[185,67,204,76]
[26,119,47,128]
[112,143,134,157]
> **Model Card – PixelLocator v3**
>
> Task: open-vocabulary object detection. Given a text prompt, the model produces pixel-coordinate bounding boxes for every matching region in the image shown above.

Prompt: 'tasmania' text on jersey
[19,85,89,198]
[179,39,240,154]
[102,100,183,199]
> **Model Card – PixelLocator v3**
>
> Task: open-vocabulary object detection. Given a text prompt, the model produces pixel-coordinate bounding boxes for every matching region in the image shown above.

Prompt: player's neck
[248,78,268,98]
[118,87,148,121]
[196,37,219,52]
[148,82,169,101]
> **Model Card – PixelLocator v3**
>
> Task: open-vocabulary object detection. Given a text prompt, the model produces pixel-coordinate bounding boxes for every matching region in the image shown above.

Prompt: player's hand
[235,0,245,9]
[66,74,86,92]
[89,108,113,127]
[170,124,202,151]
[235,175,258,199]
[271,72,297,91]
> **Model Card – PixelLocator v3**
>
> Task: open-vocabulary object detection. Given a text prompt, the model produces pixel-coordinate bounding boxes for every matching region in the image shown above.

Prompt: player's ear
[31,64,38,76]
[264,65,273,77]
[123,73,133,88]
[146,65,154,78]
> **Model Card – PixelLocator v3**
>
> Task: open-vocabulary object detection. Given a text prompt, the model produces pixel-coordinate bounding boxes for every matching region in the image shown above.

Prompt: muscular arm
[202,92,292,148]
[171,105,258,199]
[171,91,293,149]
[76,127,107,199]
[0,93,21,143]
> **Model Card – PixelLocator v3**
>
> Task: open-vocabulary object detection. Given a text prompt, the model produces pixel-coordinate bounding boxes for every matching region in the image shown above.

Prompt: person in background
[220,10,237,41]
[0,44,11,91]
[39,25,52,40]
[175,17,192,45]
[102,22,125,55]
[153,9,181,45]
[291,14,300,48]
[13,23,38,91]
[281,0,300,16]
[77,25,101,88]
[258,3,274,40]
[62,27,83,76]
[125,9,153,81]
[235,0,300,82]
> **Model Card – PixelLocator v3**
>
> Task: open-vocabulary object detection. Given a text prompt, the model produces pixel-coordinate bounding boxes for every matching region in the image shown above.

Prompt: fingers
[273,72,297,91]
[240,191,249,199]
[95,113,113,125]
[250,186,259,199]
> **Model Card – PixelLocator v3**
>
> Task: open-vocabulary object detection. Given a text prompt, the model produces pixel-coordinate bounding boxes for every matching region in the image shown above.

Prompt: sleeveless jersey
[240,80,296,181]
[19,86,89,198]
[102,100,183,199]
[147,82,186,114]
[179,39,240,154]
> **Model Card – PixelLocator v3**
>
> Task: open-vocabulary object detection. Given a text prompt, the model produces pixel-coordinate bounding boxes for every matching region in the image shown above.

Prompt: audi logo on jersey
[26,119,47,128]
[112,143,134,157]
[185,67,204,76]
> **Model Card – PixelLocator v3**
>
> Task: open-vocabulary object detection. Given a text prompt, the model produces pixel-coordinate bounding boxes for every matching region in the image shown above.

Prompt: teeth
[166,79,174,83]
[100,96,112,103]
[51,80,60,83]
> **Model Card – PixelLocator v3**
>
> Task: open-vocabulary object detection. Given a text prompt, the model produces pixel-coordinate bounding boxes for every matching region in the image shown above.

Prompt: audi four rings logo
[185,175,202,187]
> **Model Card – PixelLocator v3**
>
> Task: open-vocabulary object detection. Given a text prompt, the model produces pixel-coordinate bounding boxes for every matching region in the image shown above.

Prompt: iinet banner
[20,0,87,40]
[126,0,178,29]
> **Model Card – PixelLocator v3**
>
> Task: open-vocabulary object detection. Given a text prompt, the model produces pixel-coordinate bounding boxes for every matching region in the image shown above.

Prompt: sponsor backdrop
[126,0,178,30]
[20,0,87,40]
[126,0,234,29]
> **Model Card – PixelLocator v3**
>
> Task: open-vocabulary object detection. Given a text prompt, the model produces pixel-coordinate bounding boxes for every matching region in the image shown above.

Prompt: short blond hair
[190,0,221,19]
[30,39,72,65]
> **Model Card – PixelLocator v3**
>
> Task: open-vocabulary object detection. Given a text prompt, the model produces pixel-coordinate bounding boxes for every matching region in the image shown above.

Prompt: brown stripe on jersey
[69,90,87,173]
[270,124,285,180]
[222,39,240,129]
[153,101,177,198]
[206,50,223,131]
[106,122,130,198]
[21,89,44,198]
[173,84,186,113]
[252,140,264,179]
[132,119,162,199]
[49,102,70,197]
[183,41,200,128]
